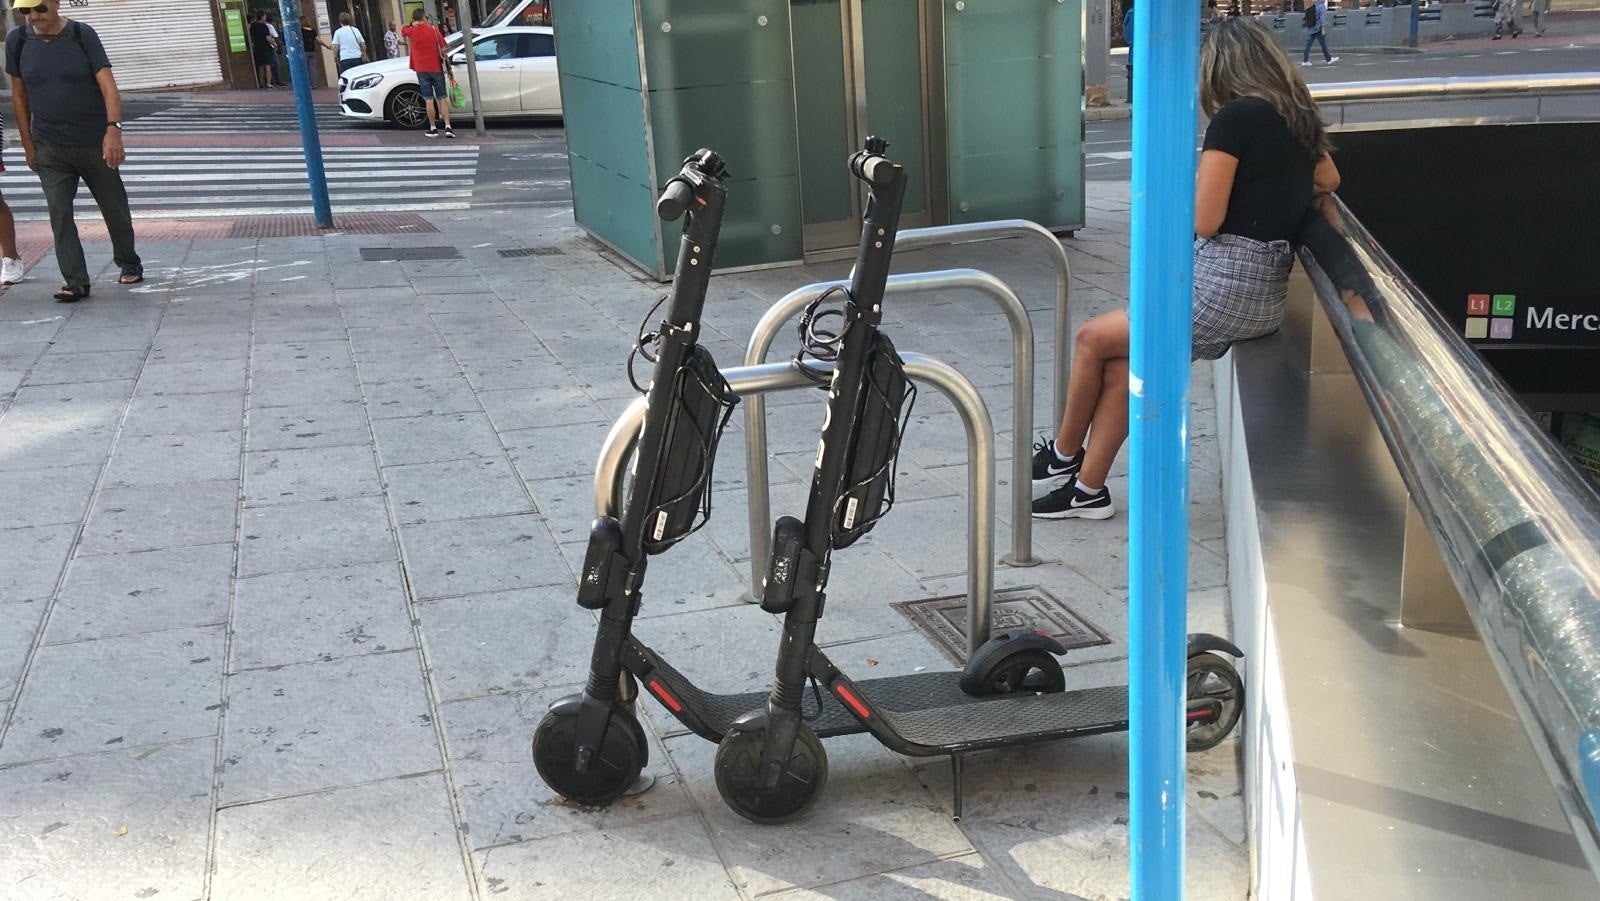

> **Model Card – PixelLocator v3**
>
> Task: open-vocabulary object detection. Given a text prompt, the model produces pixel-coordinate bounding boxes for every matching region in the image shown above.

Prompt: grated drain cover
[498,247,566,258]
[358,245,461,261]
[891,585,1110,665]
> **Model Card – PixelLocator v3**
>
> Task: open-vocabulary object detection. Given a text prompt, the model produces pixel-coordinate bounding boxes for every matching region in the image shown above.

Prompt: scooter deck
[641,644,1129,753]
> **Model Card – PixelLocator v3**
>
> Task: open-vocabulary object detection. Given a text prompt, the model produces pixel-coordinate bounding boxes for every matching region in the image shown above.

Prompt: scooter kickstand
[950,754,964,822]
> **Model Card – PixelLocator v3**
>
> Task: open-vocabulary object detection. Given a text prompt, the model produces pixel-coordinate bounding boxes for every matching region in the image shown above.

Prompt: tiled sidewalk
[0,185,1246,900]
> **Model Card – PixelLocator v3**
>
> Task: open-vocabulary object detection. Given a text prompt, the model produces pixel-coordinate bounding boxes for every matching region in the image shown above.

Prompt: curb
[1084,105,1132,122]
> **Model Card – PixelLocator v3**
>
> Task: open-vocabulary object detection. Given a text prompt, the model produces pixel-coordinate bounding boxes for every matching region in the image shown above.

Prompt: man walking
[331,11,368,76]
[1493,0,1523,39]
[1301,0,1339,66]
[401,9,455,139]
[6,0,142,302]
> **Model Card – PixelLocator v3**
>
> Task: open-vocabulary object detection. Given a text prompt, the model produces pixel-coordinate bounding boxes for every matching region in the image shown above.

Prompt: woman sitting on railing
[1031,16,1341,520]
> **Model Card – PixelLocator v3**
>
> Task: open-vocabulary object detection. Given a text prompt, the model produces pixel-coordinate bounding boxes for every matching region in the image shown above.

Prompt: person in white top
[331,12,367,76]
[263,15,286,87]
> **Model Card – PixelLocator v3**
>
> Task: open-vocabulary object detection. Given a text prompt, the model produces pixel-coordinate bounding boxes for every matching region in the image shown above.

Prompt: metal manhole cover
[498,247,566,258]
[891,585,1110,665]
[358,245,461,261]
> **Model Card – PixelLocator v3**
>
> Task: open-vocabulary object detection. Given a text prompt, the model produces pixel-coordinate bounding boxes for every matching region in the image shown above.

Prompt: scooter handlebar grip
[851,153,898,188]
[656,178,695,221]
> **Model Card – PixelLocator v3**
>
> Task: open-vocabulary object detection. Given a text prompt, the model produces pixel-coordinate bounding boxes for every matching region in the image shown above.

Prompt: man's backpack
[1303,5,1318,28]
[6,19,88,72]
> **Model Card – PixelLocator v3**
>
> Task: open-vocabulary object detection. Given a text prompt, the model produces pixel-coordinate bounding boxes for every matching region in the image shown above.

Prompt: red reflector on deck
[647,679,683,713]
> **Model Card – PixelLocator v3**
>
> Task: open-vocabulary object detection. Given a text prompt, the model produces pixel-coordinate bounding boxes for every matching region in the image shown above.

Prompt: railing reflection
[1297,196,1600,876]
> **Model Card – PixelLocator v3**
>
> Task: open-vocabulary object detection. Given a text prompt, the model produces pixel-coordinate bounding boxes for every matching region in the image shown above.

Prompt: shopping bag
[449,80,466,110]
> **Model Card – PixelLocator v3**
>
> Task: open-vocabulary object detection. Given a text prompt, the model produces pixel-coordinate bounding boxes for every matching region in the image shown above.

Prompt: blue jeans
[1303,32,1331,62]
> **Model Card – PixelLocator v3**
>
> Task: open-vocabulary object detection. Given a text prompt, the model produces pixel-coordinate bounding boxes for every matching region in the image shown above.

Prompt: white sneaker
[1299,60,1312,67]
[0,257,24,285]
[1326,56,1341,64]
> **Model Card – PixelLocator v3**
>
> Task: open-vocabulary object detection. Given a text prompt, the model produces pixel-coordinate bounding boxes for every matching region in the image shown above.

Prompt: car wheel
[385,86,428,130]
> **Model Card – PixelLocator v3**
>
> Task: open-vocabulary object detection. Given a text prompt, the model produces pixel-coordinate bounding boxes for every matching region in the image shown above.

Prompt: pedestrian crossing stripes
[0,146,481,220]
[125,103,357,135]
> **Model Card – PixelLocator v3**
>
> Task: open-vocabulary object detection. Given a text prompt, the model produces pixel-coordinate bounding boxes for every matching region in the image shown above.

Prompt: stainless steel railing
[1300,195,1600,876]
[741,269,1038,599]
[592,353,1002,656]
[1310,72,1600,103]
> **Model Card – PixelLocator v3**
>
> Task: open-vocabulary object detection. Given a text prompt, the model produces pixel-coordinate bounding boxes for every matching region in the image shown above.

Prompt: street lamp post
[455,0,488,137]
[279,0,333,227]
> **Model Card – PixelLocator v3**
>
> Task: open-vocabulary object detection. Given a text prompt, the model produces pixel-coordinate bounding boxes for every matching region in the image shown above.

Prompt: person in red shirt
[401,9,455,138]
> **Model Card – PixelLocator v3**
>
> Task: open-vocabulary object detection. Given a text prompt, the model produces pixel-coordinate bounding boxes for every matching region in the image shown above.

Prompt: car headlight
[349,74,384,91]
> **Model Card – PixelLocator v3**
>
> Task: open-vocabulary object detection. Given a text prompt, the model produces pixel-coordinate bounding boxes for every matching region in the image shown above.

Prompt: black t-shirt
[4,21,114,147]
[1201,96,1317,242]
[249,20,271,51]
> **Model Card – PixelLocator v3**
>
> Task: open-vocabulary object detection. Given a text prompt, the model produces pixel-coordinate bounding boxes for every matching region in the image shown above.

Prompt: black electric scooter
[706,140,1247,823]
[531,149,745,804]
[531,146,1047,805]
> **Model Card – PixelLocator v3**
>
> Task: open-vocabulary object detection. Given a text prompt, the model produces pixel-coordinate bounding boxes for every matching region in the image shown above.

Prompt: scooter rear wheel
[531,703,647,806]
[714,722,828,824]
[1185,652,1244,752]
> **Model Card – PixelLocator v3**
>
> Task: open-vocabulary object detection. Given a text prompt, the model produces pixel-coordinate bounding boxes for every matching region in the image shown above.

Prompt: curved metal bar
[902,222,1075,425]
[592,355,998,656]
[893,219,1073,422]
[742,269,1035,598]
[1311,71,1600,103]
[1301,196,1600,876]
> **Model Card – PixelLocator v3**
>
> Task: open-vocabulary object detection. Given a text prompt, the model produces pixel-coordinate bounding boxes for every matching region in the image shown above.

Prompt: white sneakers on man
[0,257,25,285]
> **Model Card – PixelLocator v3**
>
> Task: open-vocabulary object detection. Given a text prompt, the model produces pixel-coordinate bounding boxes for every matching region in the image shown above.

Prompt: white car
[338,25,561,129]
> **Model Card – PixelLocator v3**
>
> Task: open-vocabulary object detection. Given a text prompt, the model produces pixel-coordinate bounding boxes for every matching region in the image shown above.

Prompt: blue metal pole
[1409,0,1421,49]
[278,0,333,228]
[1127,0,1198,897]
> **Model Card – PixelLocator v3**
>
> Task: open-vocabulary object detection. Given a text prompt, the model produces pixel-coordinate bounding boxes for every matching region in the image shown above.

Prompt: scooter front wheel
[531,701,647,806]
[714,722,828,824]
[1185,652,1244,752]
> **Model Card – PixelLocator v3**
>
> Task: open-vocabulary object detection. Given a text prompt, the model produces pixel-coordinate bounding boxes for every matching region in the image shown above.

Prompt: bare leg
[425,97,438,129]
[0,199,17,259]
[1076,358,1130,490]
[1054,309,1131,453]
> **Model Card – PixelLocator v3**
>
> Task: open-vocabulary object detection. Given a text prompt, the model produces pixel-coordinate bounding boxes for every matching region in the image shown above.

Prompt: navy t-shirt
[1201,96,1317,243]
[5,21,115,147]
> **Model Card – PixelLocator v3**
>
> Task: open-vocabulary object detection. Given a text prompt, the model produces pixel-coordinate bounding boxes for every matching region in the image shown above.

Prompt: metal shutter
[67,0,223,91]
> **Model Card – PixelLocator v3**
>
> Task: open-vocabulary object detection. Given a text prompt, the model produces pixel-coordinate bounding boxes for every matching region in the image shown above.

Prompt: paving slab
[211,775,472,901]
[50,543,235,643]
[219,650,438,803]
[237,495,395,577]
[230,561,415,670]
[0,739,214,901]
[0,625,224,764]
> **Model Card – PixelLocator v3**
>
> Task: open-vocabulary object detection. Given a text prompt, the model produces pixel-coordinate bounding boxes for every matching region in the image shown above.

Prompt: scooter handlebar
[656,148,727,222]
[656,179,696,221]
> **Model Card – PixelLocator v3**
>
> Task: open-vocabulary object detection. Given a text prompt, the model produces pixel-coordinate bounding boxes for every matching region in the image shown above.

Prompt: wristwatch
[107,122,123,130]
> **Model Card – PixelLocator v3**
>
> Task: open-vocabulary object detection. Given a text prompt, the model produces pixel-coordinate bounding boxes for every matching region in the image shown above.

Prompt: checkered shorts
[1191,234,1295,361]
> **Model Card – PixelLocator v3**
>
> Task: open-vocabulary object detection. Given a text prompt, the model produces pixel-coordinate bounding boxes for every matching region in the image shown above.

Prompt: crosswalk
[124,103,358,135]
[0,145,481,219]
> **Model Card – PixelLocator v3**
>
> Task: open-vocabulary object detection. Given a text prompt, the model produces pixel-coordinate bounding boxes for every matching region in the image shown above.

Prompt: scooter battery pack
[642,344,738,555]
[833,333,910,548]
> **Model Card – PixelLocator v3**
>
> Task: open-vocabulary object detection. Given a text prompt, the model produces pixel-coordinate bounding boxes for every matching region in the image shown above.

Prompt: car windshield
[482,0,521,27]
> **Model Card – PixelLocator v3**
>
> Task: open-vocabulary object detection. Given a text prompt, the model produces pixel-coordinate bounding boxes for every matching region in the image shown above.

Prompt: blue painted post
[1409,0,1421,48]
[278,0,333,228]
[1127,0,1199,896]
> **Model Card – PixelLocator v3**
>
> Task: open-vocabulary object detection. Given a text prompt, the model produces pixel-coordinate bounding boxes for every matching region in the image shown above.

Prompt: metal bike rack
[741,269,1038,601]
[893,220,1073,423]
[592,354,1000,656]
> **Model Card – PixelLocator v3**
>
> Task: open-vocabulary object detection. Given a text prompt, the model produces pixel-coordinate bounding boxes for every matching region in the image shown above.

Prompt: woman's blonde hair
[1199,17,1330,162]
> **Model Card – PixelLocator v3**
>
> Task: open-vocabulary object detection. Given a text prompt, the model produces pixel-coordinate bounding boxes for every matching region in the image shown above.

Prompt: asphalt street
[88,31,1600,218]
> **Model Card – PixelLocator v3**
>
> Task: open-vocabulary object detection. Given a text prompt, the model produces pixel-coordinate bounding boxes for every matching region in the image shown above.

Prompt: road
[22,33,1587,222]
[1088,38,1600,180]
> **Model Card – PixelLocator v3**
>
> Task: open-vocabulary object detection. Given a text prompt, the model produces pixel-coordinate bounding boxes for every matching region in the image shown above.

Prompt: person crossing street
[5,0,142,303]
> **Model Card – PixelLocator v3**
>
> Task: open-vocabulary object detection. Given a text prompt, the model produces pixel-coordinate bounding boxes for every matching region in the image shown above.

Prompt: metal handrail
[593,354,1001,657]
[741,269,1038,600]
[1300,196,1600,876]
[1310,72,1600,103]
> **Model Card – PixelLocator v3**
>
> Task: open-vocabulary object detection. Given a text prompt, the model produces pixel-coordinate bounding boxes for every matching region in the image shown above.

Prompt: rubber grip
[855,155,897,187]
[657,179,694,221]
